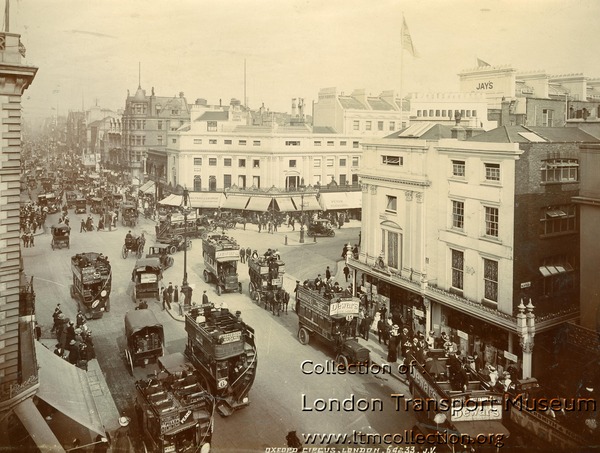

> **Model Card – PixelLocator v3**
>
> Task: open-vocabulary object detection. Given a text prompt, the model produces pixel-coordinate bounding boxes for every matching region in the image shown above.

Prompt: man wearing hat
[426,331,436,350]
[113,415,133,452]
[67,339,80,365]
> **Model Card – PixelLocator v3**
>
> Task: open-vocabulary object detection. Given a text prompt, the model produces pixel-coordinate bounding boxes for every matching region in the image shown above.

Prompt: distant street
[27,211,416,452]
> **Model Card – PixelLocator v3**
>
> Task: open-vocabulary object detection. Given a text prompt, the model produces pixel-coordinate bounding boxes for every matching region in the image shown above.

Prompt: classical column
[404,190,413,271]
[517,299,536,379]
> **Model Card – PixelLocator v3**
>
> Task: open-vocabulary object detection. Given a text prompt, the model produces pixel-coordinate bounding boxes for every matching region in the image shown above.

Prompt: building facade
[313,87,409,136]
[350,124,597,380]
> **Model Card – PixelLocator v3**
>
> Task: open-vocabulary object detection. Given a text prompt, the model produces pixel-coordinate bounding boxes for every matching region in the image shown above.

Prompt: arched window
[380,220,402,270]
[193,175,201,191]
[209,176,217,192]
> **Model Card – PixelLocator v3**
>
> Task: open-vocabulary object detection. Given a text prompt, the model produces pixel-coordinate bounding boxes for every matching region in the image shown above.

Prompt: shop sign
[520,281,531,289]
[504,350,518,362]
[456,329,468,340]
[330,299,360,317]
[413,309,425,318]
[215,249,239,259]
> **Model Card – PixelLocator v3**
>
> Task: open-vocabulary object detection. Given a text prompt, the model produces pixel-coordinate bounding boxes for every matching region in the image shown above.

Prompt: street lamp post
[180,188,193,306]
[299,189,305,243]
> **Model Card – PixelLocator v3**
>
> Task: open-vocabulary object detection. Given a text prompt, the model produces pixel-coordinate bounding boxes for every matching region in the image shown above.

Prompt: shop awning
[319,192,351,210]
[291,195,321,211]
[138,180,155,194]
[346,191,362,209]
[13,398,65,453]
[158,194,183,206]
[35,342,106,437]
[275,197,297,212]
[222,195,250,210]
[452,420,510,438]
[246,197,273,212]
[188,192,223,209]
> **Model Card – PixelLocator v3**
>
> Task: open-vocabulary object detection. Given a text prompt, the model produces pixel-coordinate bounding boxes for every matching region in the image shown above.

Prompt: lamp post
[299,188,305,243]
[180,187,193,306]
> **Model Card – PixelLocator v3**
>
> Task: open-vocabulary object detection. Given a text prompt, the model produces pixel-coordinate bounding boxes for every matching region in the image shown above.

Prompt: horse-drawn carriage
[51,224,71,250]
[122,233,145,259]
[248,252,288,315]
[121,202,138,227]
[124,310,164,375]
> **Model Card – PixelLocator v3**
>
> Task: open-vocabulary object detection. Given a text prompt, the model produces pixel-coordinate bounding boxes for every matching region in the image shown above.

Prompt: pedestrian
[68,339,80,365]
[341,244,348,260]
[113,416,133,453]
[283,290,290,312]
[325,266,331,281]
[294,280,301,313]
[289,216,295,231]
[35,322,41,341]
[245,247,251,262]
[65,321,76,346]
[173,285,179,304]
[377,317,389,345]
[51,304,62,333]
[162,287,171,310]
[80,219,86,233]
[29,232,34,247]
[239,247,245,264]
[202,290,209,306]
[21,232,28,248]
[343,265,350,282]
[167,282,174,303]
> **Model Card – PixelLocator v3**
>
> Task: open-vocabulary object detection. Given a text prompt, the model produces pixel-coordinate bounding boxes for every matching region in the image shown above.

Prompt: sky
[10,0,600,121]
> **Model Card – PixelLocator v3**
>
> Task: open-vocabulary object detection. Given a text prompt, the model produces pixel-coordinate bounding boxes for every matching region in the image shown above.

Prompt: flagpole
[400,13,404,127]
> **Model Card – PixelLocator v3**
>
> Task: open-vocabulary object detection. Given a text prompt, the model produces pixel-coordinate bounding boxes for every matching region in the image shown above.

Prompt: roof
[312,126,336,134]
[386,122,453,140]
[468,126,600,143]
[367,97,395,111]
[339,96,367,110]
[196,111,229,122]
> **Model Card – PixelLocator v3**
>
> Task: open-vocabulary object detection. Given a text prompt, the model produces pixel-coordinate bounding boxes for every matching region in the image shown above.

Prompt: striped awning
[138,180,155,193]
[158,194,183,206]
[319,192,351,210]
[188,192,223,209]
[291,195,320,211]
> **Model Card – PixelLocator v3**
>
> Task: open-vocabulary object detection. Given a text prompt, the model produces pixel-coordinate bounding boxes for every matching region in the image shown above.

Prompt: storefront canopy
[35,342,106,437]
[275,197,297,212]
[138,180,155,194]
[291,195,321,211]
[158,194,183,206]
[319,192,352,210]
[188,192,223,209]
[13,398,64,453]
[246,196,273,212]
[346,191,362,209]
[222,195,250,210]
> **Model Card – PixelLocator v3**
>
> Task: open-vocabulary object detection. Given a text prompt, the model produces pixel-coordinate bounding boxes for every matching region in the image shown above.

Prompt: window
[253,159,260,168]
[484,163,500,181]
[171,109,179,115]
[452,160,465,177]
[472,110,477,117]
[451,249,464,290]
[224,139,232,145]
[483,258,498,302]
[542,109,554,127]
[326,158,334,167]
[340,141,347,146]
[209,139,217,145]
[541,159,578,183]
[382,155,402,166]
[239,140,247,145]
[339,159,346,167]
[207,121,217,131]
[417,110,422,117]
[253,175,260,188]
[539,254,575,296]
[193,139,202,144]
[253,140,261,146]
[353,120,360,131]
[289,160,297,168]
[452,200,464,230]
[442,110,447,117]
[389,121,395,131]
[238,159,246,168]
[157,135,163,145]
[378,121,384,131]
[484,206,499,237]
[158,121,162,130]
[314,159,321,168]
[208,175,217,191]
[224,174,232,189]
[386,195,397,212]
[285,141,300,146]
[314,141,322,146]
[193,175,201,191]
[429,109,434,117]
[172,138,177,144]
[224,158,232,167]
[352,157,359,167]
[340,174,347,185]
[353,141,359,149]
[327,141,334,146]
[366,121,372,131]
[435,110,440,117]
[208,158,217,166]
[193,158,202,166]
[540,205,577,235]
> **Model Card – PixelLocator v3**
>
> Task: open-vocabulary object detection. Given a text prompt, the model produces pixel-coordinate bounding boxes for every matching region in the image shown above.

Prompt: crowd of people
[50,304,96,371]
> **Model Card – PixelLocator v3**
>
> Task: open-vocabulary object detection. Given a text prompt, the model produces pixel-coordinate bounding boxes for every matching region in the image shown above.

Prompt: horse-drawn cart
[124,310,164,375]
